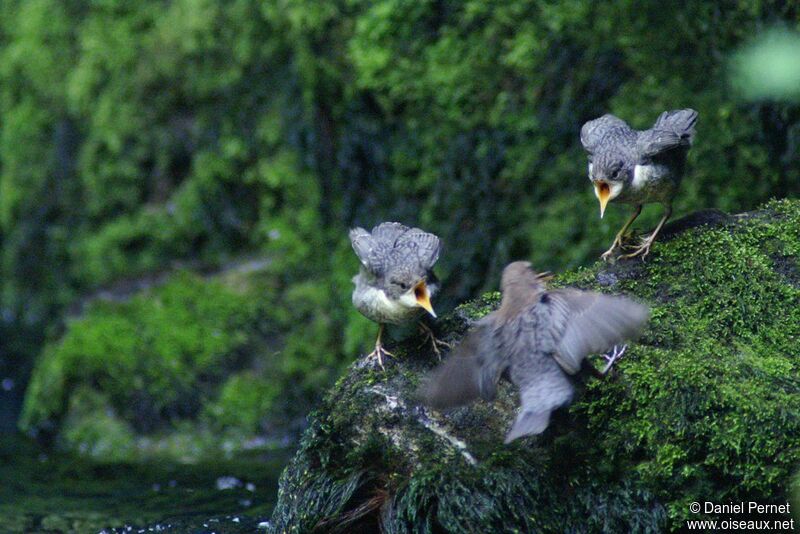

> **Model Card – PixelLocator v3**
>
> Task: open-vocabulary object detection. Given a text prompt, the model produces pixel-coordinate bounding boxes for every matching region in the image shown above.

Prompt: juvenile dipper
[581,109,698,260]
[350,222,442,368]
[419,261,649,442]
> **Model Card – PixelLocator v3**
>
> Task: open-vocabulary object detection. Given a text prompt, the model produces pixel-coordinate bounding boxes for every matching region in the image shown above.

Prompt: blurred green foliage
[2,1,799,439]
[19,264,363,458]
[731,28,800,101]
[20,273,261,444]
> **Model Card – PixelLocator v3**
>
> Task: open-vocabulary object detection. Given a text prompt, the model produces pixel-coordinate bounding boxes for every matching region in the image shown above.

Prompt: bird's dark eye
[611,169,619,178]
[398,282,409,290]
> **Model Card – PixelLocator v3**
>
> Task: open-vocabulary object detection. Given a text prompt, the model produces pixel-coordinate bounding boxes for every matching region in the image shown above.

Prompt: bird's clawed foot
[601,205,644,262]
[600,236,624,262]
[619,205,670,261]
[619,233,656,260]
[366,343,395,371]
[600,344,627,375]
[367,324,394,370]
[418,322,450,360]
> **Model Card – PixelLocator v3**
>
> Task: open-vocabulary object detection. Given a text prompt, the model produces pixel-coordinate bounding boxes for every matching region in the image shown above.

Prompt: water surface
[0,434,290,533]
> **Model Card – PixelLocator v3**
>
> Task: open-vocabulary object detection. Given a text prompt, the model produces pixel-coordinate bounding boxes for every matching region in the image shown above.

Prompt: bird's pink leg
[620,205,672,260]
[366,324,394,370]
[418,322,450,360]
[600,344,627,375]
[601,205,643,262]
[588,344,628,379]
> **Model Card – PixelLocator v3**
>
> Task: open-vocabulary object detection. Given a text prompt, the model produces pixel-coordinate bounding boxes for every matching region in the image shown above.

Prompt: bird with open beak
[581,109,698,261]
[350,222,444,368]
[418,261,649,443]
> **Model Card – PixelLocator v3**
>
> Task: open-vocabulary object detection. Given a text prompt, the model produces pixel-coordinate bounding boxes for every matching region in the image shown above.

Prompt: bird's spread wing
[370,221,410,243]
[350,222,441,275]
[505,364,573,443]
[540,289,649,374]
[636,109,698,160]
[349,227,392,275]
[396,228,442,271]
[580,114,629,154]
[349,222,411,275]
[417,315,506,409]
[349,227,373,267]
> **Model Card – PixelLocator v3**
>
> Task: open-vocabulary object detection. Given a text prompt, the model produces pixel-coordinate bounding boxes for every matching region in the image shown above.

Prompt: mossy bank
[19,261,316,462]
[270,199,800,532]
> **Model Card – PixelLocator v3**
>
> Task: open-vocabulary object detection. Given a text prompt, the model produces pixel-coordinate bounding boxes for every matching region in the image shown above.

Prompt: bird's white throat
[352,284,421,324]
[633,164,655,190]
[398,290,420,309]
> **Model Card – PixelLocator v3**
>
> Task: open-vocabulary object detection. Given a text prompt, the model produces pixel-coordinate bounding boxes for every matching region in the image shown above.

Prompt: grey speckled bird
[419,261,649,443]
[581,109,698,260]
[350,222,444,368]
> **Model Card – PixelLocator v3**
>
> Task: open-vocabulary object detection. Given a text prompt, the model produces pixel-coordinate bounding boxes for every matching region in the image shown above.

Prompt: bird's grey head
[499,262,552,314]
[588,151,631,218]
[581,114,637,218]
[385,265,436,317]
[501,261,536,291]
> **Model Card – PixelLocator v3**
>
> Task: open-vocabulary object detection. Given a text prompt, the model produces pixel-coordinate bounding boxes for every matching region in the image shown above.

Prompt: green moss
[271,200,800,532]
[59,387,137,461]
[204,371,280,434]
[568,198,800,523]
[450,292,502,322]
[19,271,269,459]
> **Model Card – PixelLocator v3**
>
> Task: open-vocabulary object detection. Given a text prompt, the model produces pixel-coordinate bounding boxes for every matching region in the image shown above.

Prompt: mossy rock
[270,199,800,532]
[19,268,288,461]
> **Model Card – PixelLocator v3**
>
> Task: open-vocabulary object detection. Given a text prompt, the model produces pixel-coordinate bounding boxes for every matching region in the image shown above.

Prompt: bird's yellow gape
[595,182,611,218]
[414,282,436,318]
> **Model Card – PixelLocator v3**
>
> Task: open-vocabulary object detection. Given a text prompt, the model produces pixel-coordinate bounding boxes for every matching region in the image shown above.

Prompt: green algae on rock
[270,199,800,532]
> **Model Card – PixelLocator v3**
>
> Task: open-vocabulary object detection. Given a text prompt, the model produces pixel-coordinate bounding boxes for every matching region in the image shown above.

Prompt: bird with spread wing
[581,109,698,260]
[419,261,649,442]
[350,222,445,368]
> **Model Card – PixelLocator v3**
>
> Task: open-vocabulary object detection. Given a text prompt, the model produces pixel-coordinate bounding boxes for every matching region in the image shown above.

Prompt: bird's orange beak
[414,281,436,318]
[595,182,611,218]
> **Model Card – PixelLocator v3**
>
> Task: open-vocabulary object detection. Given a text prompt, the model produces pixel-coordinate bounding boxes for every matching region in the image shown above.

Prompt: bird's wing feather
[580,114,629,154]
[370,222,410,243]
[417,315,506,409]
[349,227,375,270]
[397,228,442,270]
[349,228,393,276]
[350,222,416,276]
[505,365,573,443]
[541,289,649,374]
[636,109,698,160]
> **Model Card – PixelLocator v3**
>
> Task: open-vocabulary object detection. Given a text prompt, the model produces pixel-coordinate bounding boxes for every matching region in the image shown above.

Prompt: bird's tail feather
[637,109,698,158]
[416,351,484,409]
[349,227,374,268]
[653,109,698,144]
[370,222,410,244]
[504,410,551,443]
